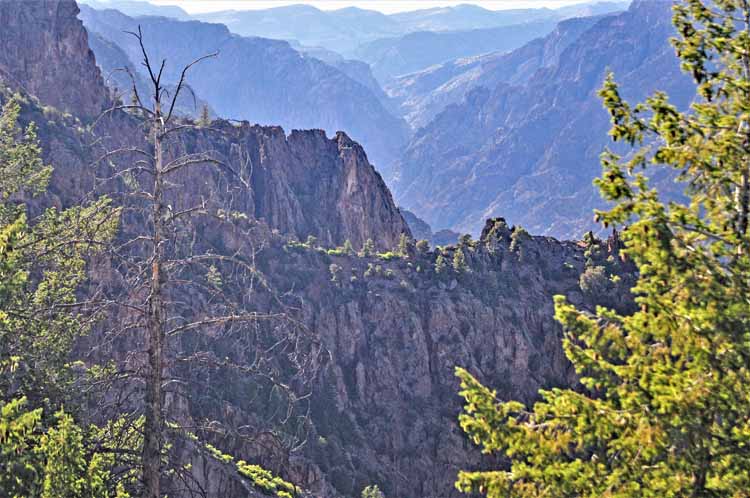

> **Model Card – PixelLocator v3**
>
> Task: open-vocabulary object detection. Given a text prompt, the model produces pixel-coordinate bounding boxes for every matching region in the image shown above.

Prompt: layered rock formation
[0,1,408,251]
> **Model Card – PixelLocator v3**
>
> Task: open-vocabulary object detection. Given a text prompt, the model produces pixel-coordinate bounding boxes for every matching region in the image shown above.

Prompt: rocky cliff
[185,122,411,250]
[0,0,109,118]
[392,0,692,239]
[268,220,634,498]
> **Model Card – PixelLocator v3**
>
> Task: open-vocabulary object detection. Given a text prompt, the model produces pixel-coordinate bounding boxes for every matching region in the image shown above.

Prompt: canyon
[0,1,650,497]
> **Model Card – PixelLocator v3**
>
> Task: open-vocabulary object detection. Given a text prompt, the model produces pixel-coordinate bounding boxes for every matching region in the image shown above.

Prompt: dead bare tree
[88,26,321,498]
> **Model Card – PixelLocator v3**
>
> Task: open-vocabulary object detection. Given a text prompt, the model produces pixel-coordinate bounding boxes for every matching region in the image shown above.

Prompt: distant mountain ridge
[79,0,190,18]
[353,20,559,82]
[191,1,630,55]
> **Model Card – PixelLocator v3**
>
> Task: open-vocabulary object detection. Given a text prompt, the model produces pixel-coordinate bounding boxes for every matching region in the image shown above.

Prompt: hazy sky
[150,0,597,14]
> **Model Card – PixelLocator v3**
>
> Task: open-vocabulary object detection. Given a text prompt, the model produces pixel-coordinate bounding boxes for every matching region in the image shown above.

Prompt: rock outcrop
[402,209,460,246]
[0,0,109,119]
[0,0,409,250]
[185,122,411,250]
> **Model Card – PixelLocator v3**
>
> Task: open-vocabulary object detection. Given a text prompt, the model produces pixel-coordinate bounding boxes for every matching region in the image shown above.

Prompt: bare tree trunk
[91,26,317,496]
[143,103,166,498]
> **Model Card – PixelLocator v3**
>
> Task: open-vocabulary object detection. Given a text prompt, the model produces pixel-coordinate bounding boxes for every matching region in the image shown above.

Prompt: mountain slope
[392,0,693,239]
[79,5,409,170]
[387,14,606,129]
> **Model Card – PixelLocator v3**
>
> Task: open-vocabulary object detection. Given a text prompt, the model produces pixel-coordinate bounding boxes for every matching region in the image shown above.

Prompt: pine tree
[362,485,385,498]
[0,97,118,404]
[508,226,528,253]
[0,98,123,495]
[434,253,447,274]
[0,397,127,497]
[398,232,410,257]
[343,238,355,255]
[198,103,210,126]
[456,1,750,496]
[361,238,376,257]
[452,247,468,273]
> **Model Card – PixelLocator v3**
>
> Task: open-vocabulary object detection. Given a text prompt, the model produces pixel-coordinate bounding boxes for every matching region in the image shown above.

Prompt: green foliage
[456,2,750,497]
[377,251,400,261]
[364,263,376,278]
[452,248,469,273]
[198,103,210,127]
[360,238,376,257]
[0,98,125,496]
[343,239,355,255]
[578,265,609,296]
[458,234,472,247]
[216,209,249,222]
[0,397,128,498]
[329,263,343,282]
[415,239,430,254]
[0,98,118,405]
[362,484,385,498]
[508,226,529,253]
[0,99,51,208]
[206,264,223,288]
[582,230,601,260]
[283,239,308,253]
[203,444,299,497]
[582,230,597,246]
[205,443,234,464]
[397,232,410,256]
[237,460,299,497]
[434,253,448,274]
[305,235,318,248]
